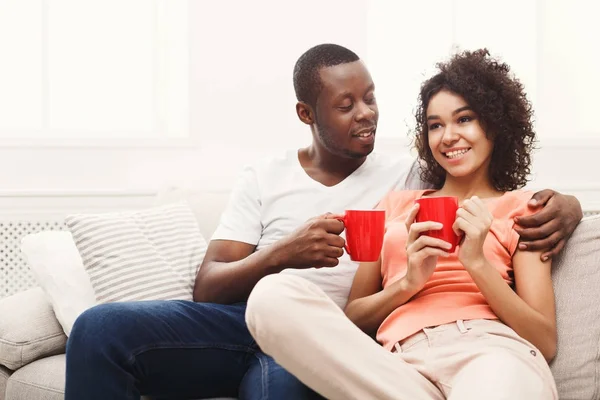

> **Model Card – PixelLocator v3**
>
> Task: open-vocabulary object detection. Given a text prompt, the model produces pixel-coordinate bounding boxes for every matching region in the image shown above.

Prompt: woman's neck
[434,173,503,202]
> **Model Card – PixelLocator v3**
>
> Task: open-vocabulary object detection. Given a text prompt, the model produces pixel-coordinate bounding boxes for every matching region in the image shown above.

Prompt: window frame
[0,0,192,148]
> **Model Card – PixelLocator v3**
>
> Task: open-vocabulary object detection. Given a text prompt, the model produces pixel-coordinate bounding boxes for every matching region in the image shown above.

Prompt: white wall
[0,0,599,211]
[506,0,600,210]
[0,0,369,198]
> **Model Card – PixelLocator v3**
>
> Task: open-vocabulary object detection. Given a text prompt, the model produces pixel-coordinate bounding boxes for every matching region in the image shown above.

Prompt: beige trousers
[246,274,558,400]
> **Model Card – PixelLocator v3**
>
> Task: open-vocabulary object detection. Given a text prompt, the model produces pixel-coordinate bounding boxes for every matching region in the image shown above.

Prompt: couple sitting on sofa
[65,44,582,399]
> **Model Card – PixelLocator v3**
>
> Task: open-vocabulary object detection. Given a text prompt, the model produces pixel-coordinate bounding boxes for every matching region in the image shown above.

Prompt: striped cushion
[65,202,207,303]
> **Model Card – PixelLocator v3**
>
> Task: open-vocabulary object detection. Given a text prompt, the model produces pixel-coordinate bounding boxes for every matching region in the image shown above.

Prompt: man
[65,44,582,399]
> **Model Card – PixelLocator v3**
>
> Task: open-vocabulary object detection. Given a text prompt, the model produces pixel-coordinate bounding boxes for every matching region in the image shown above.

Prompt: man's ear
[296,101,315,125]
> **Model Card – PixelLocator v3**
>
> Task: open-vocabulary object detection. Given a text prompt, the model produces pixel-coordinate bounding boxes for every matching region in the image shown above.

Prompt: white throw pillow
[64,202,207,304]
[20,231,97,336]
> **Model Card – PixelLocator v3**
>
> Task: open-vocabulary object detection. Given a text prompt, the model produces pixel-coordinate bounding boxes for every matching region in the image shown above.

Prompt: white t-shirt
[212,149,425,308]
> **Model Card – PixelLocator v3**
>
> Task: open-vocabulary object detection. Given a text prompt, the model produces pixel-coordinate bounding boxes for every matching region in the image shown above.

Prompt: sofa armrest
[550,215,600,399]
[0,287,67,370]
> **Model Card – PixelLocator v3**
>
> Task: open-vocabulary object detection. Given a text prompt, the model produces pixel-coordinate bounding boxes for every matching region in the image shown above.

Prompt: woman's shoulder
[501,189,534,202]
[489,190,535,220]
[488,190,535,255]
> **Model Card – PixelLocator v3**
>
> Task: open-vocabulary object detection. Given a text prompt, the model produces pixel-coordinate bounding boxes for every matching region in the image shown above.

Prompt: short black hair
[293,44,360,109]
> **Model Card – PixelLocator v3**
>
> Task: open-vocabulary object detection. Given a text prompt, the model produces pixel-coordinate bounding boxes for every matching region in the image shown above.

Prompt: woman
[247,49,558,400]
[344,48,557,399]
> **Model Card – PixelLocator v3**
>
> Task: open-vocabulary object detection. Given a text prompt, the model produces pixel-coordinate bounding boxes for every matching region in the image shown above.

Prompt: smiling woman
[425,94,495,191]
[414,49,535,192]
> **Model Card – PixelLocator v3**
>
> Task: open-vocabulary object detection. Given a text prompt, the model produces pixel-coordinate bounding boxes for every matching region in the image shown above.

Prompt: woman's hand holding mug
[452,196,493,270]
[403,203,452,291]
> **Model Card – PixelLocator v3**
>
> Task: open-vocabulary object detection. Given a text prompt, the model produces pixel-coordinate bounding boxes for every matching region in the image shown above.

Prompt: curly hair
[413,49,536,191]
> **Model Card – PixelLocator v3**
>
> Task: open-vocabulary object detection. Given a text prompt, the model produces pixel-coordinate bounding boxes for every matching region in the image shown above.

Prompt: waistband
[392,318,502,353]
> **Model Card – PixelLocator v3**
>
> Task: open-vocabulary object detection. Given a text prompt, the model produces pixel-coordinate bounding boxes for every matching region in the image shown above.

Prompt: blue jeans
[65,301,321,400]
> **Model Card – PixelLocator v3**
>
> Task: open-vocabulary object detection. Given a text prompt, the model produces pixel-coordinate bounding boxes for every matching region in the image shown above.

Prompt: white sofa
[0,189,232,400]
[0,188,599,400]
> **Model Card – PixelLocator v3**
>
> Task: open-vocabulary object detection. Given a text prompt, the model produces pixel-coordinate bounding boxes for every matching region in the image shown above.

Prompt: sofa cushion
[0,365,11,400]
[550,215,600,399]
[3,355,160,400]
[65,202,207,304]
[0,288,66,370]
[5,355,64,400]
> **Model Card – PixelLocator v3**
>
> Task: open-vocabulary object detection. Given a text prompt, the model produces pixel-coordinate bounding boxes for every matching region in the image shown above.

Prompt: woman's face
[426,90,494,180]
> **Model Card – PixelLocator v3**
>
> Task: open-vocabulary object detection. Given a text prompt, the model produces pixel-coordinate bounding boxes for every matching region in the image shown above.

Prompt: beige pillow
[550,215,600,399]
[0,288,66,370]
[65,202,207,303]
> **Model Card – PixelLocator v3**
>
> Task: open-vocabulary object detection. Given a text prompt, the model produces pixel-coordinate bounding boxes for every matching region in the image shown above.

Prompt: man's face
[313,60,379,159]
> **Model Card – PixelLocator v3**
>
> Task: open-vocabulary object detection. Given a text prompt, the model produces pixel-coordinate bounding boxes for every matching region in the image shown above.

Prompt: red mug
[337,210,385,262]
[414,196,459,252]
